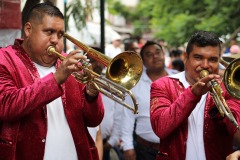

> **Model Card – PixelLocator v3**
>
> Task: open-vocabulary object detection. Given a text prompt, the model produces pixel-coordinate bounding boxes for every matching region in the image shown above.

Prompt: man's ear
[24,22,32,37]
[183,52,188,63]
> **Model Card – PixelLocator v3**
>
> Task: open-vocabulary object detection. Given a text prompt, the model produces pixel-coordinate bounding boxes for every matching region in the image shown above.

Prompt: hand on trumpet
[53,50,87,84]
[191,71,221,96]
[226,150,240,160]
[86,82,99,98]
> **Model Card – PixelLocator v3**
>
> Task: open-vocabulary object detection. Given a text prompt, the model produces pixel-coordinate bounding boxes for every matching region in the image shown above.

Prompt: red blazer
[0,39,104,160]
[150,75,240,160]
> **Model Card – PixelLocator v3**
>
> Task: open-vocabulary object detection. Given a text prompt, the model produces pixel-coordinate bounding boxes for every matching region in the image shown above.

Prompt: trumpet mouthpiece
[47,46,56,56]
[200,70,209,78]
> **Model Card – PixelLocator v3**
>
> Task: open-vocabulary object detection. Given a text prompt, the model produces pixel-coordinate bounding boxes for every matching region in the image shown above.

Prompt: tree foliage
[108,0,240,47]
[65,0,96,31]
[139,0,240,46]
[22,0,240,47]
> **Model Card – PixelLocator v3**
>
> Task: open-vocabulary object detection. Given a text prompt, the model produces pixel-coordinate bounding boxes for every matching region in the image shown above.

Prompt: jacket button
[42,139,46,143]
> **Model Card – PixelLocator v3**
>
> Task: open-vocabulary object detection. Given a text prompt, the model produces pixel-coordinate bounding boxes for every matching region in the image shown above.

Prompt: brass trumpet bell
[64,33,143,91]
[223,57,240,99]
[106,51,143,90]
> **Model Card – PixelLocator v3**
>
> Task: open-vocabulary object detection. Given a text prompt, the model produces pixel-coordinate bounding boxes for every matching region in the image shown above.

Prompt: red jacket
[0,39,104,160]
[150,75,240,160]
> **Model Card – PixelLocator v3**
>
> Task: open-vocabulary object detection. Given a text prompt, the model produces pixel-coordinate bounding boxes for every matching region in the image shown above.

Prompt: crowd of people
[1,2,240,160]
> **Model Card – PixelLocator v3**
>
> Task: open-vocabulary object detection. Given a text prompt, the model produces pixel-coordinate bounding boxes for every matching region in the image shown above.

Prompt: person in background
[150,30,240,160]
[224,39,238,54]
[172,58,184,72]
[89,46,124,160]
[121,41,178,160]
[157,39,171,68]
[168,49,184,69]
[124,39,140,55]
[105,33,122,59]
[0,3,104,160]
[137,36,147,49]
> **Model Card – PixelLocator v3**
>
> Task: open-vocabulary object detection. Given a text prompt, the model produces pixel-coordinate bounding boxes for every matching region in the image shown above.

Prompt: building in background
[0,0,21,47]
[3,0,138,49]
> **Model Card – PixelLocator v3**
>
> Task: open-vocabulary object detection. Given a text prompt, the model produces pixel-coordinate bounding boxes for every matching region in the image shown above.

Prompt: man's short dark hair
[124,39,138,51]
[186,31,222,56]
[140,41,163,60]
[25,2,64,24]
[170,49,183,58]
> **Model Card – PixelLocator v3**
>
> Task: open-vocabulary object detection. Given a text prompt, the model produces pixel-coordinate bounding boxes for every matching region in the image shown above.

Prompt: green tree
[107,0,240,47]
[65,0,96,31]
[146,0,240,46]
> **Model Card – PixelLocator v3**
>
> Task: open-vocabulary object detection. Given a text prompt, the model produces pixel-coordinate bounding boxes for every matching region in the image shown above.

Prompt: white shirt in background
[121,68,177,151]
[100,95,123,147]
[88,126,99,142]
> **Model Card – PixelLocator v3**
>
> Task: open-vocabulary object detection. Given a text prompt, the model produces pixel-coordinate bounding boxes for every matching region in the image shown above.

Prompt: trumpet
[221,56,240,100]
[47,33,143,114]
[200,70,239,130]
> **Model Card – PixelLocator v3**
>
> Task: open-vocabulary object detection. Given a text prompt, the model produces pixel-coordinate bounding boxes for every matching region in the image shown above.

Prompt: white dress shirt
[121,68,177,151]
[88,126,99,142]
[100,95,123,147]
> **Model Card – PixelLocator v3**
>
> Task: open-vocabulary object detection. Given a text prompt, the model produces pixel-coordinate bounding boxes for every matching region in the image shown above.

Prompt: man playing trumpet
[150,30,240,160]
[0,2,104,160]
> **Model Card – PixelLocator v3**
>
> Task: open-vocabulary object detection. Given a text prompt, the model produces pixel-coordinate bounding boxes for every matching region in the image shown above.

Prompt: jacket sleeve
[150,77,201,139]
[82,90,104,128]
[0,72,63,121]
[0,48,64,121]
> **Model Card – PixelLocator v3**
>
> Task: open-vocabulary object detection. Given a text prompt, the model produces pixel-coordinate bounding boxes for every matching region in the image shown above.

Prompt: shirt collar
[169,71,190,88]
[142,69,151,82]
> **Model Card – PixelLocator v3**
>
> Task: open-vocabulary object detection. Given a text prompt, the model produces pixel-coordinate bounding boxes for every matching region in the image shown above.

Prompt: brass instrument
[47,33,143,114]
[221,56,240,100]
[200,69,239,130]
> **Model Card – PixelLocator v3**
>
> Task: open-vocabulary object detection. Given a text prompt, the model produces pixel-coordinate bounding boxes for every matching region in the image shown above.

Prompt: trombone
[200,55,240,130]
[47,33,143,114]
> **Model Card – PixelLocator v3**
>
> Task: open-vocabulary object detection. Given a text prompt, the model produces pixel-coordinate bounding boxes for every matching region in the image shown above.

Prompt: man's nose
[201,59,210,69]
[50,34,59,44]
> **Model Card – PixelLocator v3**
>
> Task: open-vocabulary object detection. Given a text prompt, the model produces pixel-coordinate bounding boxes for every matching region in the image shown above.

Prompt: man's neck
[147,68,168,81]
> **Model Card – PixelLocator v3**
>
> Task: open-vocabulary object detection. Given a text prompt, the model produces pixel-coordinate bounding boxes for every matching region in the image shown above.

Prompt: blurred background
[1,0,240,58]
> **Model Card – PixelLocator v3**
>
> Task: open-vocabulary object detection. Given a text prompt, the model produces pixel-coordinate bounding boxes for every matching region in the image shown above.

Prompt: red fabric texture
[150,76,240,160]
[0,39,104,160]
